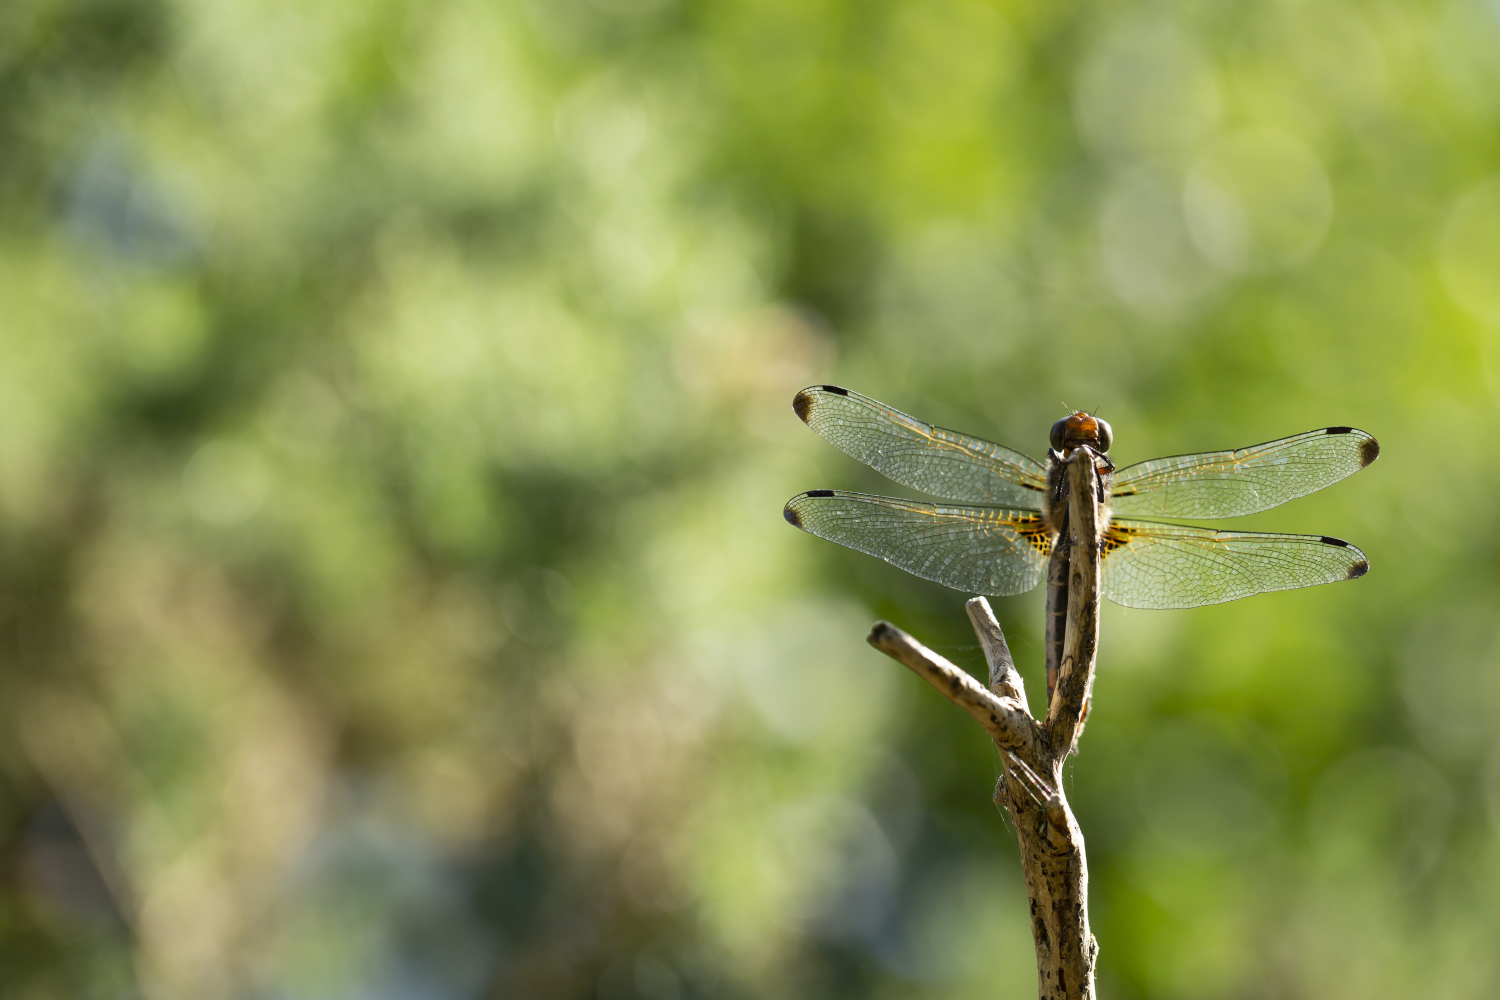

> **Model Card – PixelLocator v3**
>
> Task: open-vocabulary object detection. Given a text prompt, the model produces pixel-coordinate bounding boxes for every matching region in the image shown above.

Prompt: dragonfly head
[1051,412,1112,455]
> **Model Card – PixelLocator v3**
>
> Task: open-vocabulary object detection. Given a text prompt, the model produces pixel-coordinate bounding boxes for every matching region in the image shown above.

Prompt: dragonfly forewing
[1111,427,1379,519]
[793,385,1050,507]
[1100,519,1370,609]
[783,490,1051,596]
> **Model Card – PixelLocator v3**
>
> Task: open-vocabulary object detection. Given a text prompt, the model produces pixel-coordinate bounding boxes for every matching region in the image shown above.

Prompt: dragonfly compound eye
[1094,418,1112,453]
[1050,418,1069,451]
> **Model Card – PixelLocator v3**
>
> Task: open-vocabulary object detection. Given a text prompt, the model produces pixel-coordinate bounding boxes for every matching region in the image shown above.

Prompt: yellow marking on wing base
[1015,514,1053,556]
[1102,522,1143,557]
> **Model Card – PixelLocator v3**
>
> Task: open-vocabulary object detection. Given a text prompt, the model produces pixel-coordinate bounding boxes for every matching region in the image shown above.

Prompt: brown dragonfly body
[1041,412,1115,699]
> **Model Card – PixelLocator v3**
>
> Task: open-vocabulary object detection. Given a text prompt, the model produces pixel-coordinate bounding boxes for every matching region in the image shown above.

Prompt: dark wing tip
[1326,426,1380,466]
[1316,536,1368,578]
[792,389,815,423]
[792,385,846,422]
[784,490,836,528]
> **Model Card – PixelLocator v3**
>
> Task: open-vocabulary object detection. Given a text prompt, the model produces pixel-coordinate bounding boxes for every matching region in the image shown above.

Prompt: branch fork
[866,448,1102,1000]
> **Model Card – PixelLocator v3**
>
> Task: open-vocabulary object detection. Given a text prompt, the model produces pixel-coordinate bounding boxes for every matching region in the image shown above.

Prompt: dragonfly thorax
[1044,450,1114,538]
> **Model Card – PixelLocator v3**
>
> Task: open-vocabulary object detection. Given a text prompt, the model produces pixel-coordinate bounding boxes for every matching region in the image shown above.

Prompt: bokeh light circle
[1438,177,1500,323]
[1075,19,1221,162]
[1184,129,1333,272]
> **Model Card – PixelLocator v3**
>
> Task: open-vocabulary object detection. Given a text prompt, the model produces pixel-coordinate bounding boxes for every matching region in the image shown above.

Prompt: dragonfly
[783,385,1377,616]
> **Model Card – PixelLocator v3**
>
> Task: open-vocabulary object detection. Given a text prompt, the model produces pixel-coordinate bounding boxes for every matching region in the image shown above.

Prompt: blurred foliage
[1,0,1500,997]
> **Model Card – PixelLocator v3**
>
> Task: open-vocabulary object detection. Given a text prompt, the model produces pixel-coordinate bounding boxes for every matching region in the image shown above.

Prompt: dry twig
[866,448,1103,999]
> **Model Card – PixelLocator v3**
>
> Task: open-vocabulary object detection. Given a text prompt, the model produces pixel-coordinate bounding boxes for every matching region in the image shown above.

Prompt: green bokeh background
[3,0,1499,997]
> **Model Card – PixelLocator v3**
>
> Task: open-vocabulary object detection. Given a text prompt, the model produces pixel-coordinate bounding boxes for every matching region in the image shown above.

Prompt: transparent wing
[793,385,1050,508]
[1111,427,1380,519]
[1101,519,1370,610]
[783,490,1051,596]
